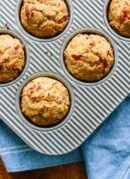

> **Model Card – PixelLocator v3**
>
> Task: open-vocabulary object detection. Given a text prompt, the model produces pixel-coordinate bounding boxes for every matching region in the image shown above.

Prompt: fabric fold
[82,97,130,179]
[0,96,130,179]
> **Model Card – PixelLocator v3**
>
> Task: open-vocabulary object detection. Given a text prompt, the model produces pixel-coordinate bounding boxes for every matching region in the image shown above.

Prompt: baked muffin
[21,77,70,126]
[0,34,25,83]
[20,0,69,38]
[108,0,130,37]
[64,34,114,82]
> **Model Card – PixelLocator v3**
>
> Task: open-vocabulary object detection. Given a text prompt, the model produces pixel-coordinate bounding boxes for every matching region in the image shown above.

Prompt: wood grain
[0,158,87,179]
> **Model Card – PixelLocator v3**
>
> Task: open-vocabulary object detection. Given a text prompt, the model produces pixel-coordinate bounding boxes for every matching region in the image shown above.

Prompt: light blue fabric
[0,121,83,172]
[82,97,130,179]
[0,96,130,179]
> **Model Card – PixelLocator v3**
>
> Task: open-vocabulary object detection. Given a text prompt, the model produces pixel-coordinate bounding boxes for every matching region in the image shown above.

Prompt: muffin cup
[0,28,30,87]
[104,0,130,42]
[61,28,118,87]
[16,72,75,132]
[16,0,74,42]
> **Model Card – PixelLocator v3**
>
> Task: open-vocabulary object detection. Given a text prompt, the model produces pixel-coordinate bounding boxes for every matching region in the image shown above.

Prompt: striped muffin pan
[0,0,129,155]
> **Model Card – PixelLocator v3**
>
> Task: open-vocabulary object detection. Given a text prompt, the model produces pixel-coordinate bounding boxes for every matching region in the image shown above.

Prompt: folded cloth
[82,96,130,179]
[0,121,83,172]
[0,96,130,179]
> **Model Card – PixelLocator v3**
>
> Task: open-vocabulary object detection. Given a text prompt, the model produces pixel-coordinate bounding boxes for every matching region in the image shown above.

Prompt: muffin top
[21,0,69,38]
[64,34,114,82]
[108,0,130,37]
[0,34,25,83]
[21,77,70,126]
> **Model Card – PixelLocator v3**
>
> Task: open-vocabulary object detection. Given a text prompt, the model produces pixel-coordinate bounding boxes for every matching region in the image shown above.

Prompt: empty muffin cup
[16,0,73,42]
[0,28,30,87]
[61,28,118,86]
[104,0,130,41]
[16,72,74,132]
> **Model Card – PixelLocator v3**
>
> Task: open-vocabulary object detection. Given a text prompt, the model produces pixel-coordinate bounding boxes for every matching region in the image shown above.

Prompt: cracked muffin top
[21,77,70,126]
[20,0,69,38]
[64,33,114,82]
[0,34,25,83]
[108,0,130,37]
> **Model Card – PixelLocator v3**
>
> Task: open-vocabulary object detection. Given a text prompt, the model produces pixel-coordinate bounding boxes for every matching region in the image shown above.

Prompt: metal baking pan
[0,0,129,155]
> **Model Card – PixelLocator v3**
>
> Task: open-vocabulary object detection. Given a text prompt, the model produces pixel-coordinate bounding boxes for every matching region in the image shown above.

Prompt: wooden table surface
[0,158,87,179]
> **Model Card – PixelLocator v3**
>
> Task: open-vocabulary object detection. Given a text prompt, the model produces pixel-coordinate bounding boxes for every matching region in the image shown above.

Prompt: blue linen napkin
[0,96,130,179]
[0,121,83,172]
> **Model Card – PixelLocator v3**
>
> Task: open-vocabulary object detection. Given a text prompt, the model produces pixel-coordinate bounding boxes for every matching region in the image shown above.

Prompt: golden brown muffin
[64,34,114,82]
[108,0,130,37]
[21,77,70,126]
[0,34,25,83]
[20,0,69,38]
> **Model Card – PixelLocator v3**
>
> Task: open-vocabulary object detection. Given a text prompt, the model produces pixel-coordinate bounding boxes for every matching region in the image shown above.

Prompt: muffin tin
[61,28,118,86]
[0,29,30,87]
[104,0,130,42]
[16,72,75,132]
[0,0,129,155]
[16,0,73,42]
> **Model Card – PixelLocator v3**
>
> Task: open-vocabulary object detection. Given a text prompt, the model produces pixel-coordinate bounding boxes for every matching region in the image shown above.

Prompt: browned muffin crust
[108,0,130,37]
[64,34,114,82]
[21,77,70,126]
[0,34,25,83]
[21,0,69,38]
